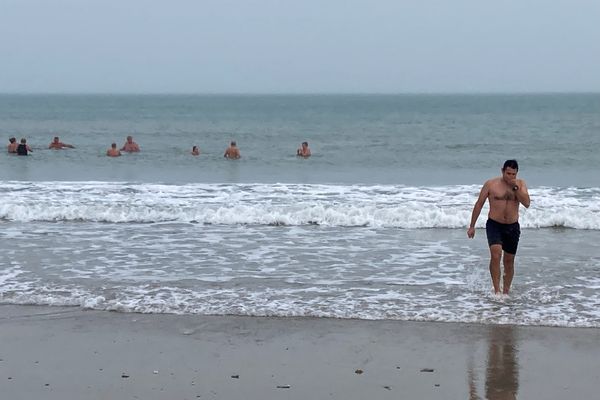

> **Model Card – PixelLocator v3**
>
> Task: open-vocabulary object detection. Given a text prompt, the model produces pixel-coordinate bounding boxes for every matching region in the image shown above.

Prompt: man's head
[231,141,236,146]
[111,143,117,148]
[20,138,26,144]
[502,159,519,183]
[53,136,59,143]
[302,141,308,148]
[502,159,519,172]
[9,137,16,143]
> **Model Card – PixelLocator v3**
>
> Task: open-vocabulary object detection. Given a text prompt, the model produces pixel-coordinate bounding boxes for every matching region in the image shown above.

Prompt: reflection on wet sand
[470,325,519,400]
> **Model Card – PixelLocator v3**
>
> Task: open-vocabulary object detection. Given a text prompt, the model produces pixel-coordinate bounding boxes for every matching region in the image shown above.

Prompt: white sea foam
[2,225,599,328]
[2,281,599,327]
[0,266,23,285]
[2,181,599,327]
[1,181,599,229]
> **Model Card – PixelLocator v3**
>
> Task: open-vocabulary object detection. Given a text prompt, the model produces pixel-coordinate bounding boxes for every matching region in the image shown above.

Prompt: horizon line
[1,90,599,96]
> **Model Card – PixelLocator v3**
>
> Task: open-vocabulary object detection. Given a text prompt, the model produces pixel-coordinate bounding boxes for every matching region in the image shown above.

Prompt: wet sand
[0,305,598,399]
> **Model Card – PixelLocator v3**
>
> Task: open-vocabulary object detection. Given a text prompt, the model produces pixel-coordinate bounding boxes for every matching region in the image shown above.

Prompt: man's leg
[502,252,515,294]
[489,244,503,294]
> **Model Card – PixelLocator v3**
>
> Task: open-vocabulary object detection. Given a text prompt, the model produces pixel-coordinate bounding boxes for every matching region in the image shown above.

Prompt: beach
[3,0,600,391]
[1,304,598,400]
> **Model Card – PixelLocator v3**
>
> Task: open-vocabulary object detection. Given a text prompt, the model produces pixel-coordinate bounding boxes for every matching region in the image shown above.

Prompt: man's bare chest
[489,185,516,202]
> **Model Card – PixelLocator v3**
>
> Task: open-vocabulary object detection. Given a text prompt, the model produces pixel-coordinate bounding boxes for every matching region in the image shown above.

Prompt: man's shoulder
[485,176,502,185]
[481,177,502,193]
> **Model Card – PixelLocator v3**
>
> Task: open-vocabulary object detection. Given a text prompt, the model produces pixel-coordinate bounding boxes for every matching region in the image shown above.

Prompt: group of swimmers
[7,136,312,158]
[7,137,33,156]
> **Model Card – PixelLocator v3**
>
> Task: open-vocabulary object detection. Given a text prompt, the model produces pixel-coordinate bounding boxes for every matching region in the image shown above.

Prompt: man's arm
[467,182,489,238]
[514,179,530,208]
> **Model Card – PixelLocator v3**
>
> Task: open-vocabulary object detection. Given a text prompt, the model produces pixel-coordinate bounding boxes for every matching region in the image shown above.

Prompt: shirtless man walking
[467,160,530,294]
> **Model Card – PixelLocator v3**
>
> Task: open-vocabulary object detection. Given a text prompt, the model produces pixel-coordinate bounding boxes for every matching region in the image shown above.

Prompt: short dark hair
[9,137,16,143]
[502,159,519,171]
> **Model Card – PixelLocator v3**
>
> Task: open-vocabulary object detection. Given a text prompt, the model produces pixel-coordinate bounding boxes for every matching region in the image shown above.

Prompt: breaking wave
[1,181,599,229]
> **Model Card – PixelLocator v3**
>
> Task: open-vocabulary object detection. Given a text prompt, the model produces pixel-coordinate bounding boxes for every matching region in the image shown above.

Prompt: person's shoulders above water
[296,141,311,157]
[7,137,18,153]
[16,139,32,155]
[49,143,74,149]
[107,143,121,157]
[49,137,74,149]
[224,141,240,159]
[121,136,140,152]
[121,144,140,152]
[224,149,241,159]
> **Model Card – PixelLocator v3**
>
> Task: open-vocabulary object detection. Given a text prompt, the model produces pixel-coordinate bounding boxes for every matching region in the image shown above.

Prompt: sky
[1,0,599,94]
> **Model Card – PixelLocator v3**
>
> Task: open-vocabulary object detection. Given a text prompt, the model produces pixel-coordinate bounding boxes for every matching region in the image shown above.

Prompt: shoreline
[1,305,598,399]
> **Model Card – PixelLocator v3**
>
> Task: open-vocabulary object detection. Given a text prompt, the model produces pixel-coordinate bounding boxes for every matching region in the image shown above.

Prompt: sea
[1,94,599,328]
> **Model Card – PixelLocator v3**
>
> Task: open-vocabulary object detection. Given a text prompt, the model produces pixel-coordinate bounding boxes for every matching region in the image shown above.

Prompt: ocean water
[1,94,599,327]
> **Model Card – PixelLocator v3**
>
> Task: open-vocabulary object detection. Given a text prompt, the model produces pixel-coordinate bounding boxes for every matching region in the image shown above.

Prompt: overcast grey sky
[1,0,599,93]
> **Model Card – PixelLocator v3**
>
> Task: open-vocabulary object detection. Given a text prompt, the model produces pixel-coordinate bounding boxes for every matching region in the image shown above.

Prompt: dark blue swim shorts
[486,219,521,255]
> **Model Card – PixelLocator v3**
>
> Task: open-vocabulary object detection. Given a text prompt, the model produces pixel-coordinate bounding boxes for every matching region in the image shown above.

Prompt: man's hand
[467,227,475,238]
